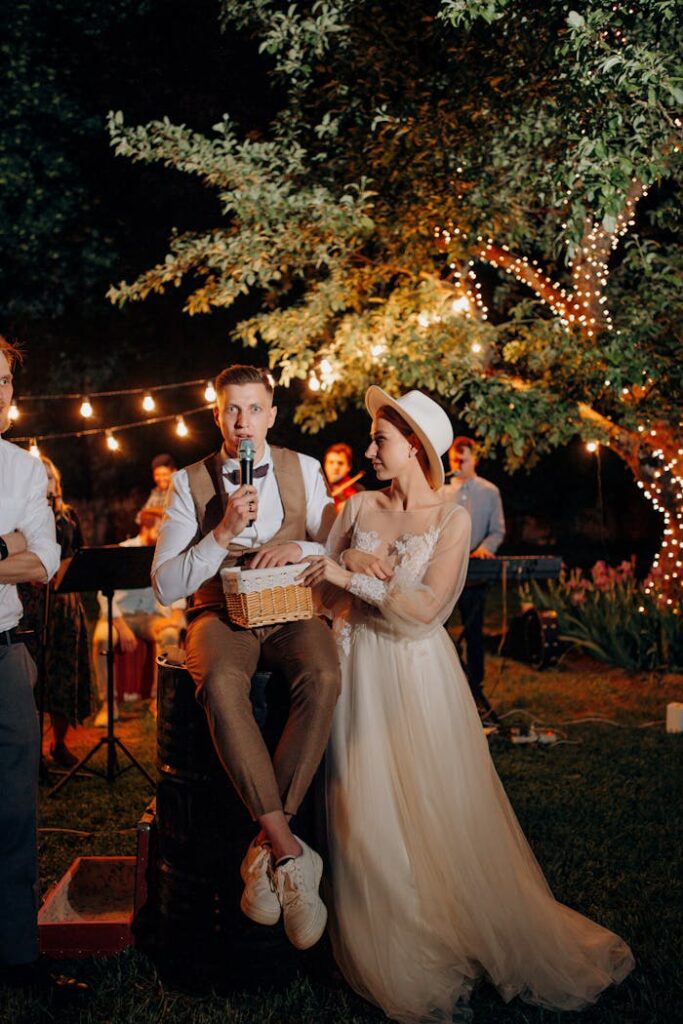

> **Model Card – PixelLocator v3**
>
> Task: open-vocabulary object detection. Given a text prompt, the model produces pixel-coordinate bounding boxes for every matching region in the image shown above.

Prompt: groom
[152,364,340,950]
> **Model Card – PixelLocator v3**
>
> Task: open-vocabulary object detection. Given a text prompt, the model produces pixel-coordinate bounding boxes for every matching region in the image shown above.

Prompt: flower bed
[533,560,682,671]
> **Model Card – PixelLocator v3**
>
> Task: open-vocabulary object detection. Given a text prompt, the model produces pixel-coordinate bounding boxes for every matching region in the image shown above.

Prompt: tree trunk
[577,405,681,603]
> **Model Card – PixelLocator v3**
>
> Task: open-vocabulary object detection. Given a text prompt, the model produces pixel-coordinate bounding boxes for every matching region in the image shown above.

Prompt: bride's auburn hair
[376,405,434,488]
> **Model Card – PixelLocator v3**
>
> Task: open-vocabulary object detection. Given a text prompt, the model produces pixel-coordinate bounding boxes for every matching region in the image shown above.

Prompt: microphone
[238,438,256,525]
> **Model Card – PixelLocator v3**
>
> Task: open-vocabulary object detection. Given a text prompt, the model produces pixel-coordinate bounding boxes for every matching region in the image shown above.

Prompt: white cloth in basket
[221,563,309,595]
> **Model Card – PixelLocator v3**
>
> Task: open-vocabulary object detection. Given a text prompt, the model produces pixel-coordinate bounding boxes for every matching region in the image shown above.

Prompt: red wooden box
[39,856,135,957]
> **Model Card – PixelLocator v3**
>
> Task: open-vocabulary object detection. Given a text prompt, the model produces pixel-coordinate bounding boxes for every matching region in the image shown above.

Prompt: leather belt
[0,628,22,647]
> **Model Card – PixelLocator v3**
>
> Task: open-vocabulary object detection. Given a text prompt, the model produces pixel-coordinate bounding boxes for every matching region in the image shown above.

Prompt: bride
[298,387,634,1024]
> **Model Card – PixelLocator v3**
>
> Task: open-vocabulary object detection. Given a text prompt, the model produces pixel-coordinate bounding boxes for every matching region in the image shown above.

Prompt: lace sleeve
[348,573,388,604]
[348,506,471,638]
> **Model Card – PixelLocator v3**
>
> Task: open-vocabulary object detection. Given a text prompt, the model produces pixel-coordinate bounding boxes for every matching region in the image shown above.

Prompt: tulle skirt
[325,623,634,1023]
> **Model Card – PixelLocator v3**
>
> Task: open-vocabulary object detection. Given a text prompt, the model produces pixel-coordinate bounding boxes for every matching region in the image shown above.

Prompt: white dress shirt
[97,535,185,620]
[152,441,333,605]
[0,438,61,632]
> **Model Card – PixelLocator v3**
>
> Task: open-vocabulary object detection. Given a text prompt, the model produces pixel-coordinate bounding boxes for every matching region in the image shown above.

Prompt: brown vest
[185,446,307,613]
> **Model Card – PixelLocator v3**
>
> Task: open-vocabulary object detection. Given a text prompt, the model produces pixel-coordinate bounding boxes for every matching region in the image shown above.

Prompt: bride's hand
[296,556,352,590]
[341,548,393,580]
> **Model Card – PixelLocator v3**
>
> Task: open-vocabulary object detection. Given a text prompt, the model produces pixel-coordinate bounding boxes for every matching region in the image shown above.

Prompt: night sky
[0,0,662,568]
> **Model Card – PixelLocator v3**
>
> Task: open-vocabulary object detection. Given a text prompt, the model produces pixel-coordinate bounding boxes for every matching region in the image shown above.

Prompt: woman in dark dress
[19,456,95,767]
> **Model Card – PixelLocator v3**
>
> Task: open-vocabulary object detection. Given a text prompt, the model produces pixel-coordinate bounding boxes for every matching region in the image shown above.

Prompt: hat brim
[365,386,445,489]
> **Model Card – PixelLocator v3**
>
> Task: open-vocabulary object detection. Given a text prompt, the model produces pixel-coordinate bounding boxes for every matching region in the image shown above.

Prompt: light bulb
[29,438,40,458]
[451,296,470,314]
[142,393,156,412]
[471,342,482,354]
[308,375,321,392]
[204,381,217,403]
[106,431,120,451]
[176,416,189,438]
[80,397,93,418]
[585,441,599,453]
[8,402,19,421]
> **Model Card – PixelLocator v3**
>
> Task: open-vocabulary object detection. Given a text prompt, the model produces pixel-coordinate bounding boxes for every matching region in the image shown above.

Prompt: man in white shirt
[92,506,185,725]
[0,339,64,988]
[152,364,340,952]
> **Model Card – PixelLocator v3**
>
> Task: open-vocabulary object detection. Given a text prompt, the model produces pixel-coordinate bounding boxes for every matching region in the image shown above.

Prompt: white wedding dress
[323,491,634,1024]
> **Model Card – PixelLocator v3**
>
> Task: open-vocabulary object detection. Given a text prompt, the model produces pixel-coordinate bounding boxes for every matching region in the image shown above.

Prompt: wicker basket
[220,564,313,628]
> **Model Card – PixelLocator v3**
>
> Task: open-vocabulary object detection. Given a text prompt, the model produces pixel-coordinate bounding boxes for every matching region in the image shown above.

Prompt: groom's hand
[341,549,393,580]
[248,542,303,569]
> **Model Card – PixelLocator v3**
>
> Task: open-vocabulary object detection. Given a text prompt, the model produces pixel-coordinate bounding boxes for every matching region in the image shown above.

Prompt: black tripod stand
[48,545,156,797]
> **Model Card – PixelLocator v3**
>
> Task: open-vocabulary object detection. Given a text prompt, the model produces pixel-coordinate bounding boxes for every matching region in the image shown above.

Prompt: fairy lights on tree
[103,0,682,602]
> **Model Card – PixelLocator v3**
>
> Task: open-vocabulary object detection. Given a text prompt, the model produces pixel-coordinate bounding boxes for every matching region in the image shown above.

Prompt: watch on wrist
[0,536,9,561]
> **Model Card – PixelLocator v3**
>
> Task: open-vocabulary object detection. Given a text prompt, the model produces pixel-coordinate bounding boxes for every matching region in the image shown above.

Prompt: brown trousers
[185,612,341,820]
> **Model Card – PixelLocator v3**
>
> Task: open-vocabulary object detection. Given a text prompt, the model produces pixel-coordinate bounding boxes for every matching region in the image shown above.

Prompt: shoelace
[273,859,309,908]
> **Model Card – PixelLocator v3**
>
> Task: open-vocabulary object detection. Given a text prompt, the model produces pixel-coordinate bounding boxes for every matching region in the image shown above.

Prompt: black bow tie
[225,463,270,486]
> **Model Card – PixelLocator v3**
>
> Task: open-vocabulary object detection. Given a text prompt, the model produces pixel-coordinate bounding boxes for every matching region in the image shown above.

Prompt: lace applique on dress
[334,619,364,656]
[392,527,439,587]
[353,528,381,553]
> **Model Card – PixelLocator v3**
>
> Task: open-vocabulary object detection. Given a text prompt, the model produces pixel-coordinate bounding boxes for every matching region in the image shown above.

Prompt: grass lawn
[1,646,681,1024]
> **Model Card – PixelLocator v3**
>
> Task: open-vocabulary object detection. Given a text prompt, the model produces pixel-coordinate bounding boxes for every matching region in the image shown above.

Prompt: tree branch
[477,242,583,322]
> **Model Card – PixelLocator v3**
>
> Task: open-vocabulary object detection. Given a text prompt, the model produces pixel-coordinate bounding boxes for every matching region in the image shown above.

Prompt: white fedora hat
[365,386,454,489]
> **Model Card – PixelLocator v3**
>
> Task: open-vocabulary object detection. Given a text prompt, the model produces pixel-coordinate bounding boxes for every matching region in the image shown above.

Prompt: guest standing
[143,453,177,511]
[324,442,364,512]
[0,339,65,990]
[444,436,505,719]
[19,456,95,768]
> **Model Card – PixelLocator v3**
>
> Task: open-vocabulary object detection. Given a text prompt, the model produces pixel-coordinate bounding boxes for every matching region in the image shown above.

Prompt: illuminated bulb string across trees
[9,377,221,455]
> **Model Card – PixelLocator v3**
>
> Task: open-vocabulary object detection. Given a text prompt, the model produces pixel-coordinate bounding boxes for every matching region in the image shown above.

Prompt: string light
[204,381,217,403]
[29,438,40,458]
[105,431,120,452]
[451,296,470,314]
[308,374,321,392]
[79,397,93,419]
[13,406,210,446]
[450,176,678,603]
[8,403,19,421]
[17,376,219,403]
[175,416,189,438]
[142,393,156,412]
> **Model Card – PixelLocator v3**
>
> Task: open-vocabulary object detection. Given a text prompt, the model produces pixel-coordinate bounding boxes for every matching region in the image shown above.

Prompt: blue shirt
[445,475,505,554]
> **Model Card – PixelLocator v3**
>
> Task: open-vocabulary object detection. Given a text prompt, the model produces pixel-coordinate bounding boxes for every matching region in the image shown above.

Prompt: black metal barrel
[152,654,322,989]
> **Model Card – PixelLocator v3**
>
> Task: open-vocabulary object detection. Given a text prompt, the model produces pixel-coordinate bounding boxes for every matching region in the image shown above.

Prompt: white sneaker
[273,836,327,950]
[240,839,280,926]
[93,703,119,727]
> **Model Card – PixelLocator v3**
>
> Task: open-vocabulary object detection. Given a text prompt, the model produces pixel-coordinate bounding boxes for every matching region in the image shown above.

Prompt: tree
[107,0,683,601]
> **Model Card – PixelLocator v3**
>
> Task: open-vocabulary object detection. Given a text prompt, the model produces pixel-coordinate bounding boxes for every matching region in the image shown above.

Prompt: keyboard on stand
[465,555,562,587]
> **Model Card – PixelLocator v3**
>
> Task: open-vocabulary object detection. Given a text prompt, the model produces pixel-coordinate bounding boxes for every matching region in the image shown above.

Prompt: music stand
[48,545,156,797]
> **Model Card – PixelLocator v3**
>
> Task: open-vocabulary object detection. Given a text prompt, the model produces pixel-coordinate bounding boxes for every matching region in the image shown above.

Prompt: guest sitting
[92,507,185,725]
[19,456,95,768]
[324,442,364,512]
